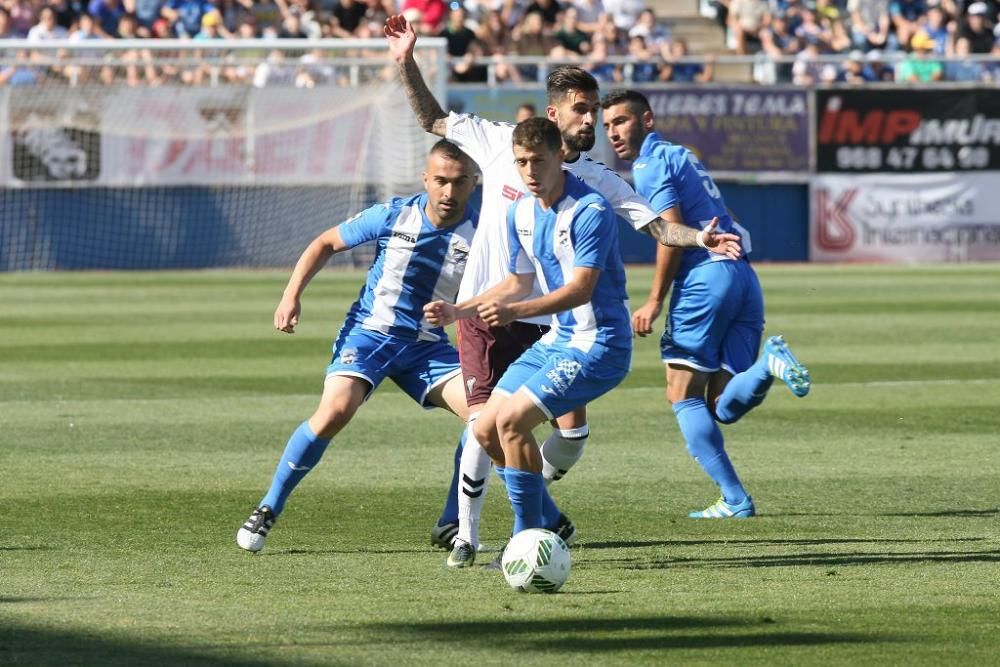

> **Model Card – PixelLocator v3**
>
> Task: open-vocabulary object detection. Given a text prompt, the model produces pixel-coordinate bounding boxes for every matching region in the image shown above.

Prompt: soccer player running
[601,89,811,518]
[385,13,742,567]
[236,140,479,552]
[425,118,631,545]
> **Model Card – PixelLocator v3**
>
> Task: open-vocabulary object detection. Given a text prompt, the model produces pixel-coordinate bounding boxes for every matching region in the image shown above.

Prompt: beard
[562,128,596,153]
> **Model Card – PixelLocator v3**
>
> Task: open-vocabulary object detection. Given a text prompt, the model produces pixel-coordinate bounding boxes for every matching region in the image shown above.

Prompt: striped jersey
[633,131,752,279]
[507,172,632,352]
[445,111,656,324]
[337,193,477,342]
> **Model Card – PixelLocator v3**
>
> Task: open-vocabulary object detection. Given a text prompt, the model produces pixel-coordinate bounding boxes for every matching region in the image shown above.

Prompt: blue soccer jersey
[633,131,752,279]
[337,193,477,342]
[506,173,631,352]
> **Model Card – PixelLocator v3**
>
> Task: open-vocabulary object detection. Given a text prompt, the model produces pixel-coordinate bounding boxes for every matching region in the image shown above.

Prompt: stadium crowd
[0,0,997,85]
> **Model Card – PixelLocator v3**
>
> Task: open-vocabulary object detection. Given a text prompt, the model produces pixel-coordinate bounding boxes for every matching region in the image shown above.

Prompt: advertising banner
[816,88,1000,173]
[3,86,420,187]
[811,172,1000,262]
[637,87,810,172]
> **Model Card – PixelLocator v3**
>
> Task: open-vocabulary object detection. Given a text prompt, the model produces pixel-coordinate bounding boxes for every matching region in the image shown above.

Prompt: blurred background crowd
[0,0,998,85]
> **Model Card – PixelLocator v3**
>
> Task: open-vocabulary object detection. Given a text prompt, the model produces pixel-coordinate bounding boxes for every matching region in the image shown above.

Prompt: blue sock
[495,465,507,484]
[715,355,774,424]
[436,430,466,526]
[504,467,544,534]
[260,421,331,516]
[540,484,562,530]
[673,398,747,504]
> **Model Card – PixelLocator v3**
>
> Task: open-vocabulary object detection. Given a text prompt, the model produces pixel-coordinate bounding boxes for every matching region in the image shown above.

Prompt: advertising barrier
[816,88,1000,173]
[811,172,1000,262]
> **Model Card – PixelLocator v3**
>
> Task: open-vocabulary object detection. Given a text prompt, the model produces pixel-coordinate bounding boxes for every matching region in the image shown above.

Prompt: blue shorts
[495,340,631,420]
[326,327,461,408]
[661,259,764,375]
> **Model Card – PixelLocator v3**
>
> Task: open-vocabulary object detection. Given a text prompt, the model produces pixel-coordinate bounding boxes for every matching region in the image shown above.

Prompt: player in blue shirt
[237,140,479,552]
[425,118,631,544]
[602,90,811,519]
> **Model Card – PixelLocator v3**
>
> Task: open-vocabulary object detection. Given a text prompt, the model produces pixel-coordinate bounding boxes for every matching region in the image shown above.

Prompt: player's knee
[471,419,498,451]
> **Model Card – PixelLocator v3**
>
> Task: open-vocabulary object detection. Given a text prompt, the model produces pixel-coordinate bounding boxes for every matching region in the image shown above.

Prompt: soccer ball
[501,528,571,593]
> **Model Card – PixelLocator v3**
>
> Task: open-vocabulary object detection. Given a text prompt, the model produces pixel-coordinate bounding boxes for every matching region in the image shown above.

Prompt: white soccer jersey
[446,112,656,324]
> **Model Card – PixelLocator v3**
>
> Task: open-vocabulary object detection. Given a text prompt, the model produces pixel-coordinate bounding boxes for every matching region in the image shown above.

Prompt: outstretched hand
[700,217,742,260]
[424,300,456,326]
[384,14,416,64]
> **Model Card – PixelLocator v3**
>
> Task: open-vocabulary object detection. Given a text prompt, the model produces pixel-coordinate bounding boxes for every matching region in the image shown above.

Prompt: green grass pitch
[1,264,998,666]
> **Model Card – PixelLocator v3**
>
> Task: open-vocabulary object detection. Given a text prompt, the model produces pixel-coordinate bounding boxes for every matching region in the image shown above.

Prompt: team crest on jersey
[450,239,470,261]
[557,228,570,247]
[340,348,358,365]
[502,184,523,201]
[544,359,582,394]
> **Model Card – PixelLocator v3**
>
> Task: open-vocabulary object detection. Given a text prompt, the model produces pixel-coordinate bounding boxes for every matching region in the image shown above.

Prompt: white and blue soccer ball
[501,528,571,593]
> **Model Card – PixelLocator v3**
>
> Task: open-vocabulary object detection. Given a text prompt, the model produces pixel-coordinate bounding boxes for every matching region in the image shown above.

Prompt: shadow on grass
[363,615,882,652]
[880,508,1000,518]
[595,549,1000,570]
[583,537,987,550]
[0,624,313,667]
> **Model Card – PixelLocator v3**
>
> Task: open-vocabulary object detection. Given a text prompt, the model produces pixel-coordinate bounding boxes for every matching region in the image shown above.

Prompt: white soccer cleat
[237,506,276,553]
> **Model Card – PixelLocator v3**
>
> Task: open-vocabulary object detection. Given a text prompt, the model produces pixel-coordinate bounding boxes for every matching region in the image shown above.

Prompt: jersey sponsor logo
[545,359,582,394]
[392,230,417,243]
[502,184,524,201]
[540,385,559,396]
[516,225,533,236]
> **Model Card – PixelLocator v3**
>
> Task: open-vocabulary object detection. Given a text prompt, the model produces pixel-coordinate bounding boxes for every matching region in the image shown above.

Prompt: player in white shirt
[385,13,741,568]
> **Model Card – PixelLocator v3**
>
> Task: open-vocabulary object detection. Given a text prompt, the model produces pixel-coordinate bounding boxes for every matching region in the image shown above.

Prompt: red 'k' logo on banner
[815,188,857,251]
[502,184,523,201]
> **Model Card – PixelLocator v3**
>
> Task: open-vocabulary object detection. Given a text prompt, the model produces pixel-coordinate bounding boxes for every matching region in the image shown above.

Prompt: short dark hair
[546,66,598,104]
[512,117,562,154]
[517,102,536,114]
[600,89,652,115]
[429,139,474,167]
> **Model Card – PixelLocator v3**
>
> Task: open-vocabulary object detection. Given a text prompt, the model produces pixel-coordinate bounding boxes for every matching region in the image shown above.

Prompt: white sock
[541,425,589,487]
[456,416,492,548]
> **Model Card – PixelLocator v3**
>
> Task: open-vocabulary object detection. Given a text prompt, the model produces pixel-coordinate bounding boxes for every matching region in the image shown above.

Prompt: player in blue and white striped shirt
[237,140,479,552]
[426,119,632,540]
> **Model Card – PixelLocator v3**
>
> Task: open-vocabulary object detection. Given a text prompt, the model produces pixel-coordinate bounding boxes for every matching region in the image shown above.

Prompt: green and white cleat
[446,539,477,568]
[689,496,756,519]
[765,335,811,397]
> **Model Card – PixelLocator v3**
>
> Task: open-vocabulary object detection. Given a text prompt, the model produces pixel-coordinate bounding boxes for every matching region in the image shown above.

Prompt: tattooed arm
[643,207,742,260]
[384,14,448,137]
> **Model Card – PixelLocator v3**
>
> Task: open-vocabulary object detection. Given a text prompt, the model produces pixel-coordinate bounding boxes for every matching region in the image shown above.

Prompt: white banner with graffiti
[810,173,1000,262]
[1,84,426,187]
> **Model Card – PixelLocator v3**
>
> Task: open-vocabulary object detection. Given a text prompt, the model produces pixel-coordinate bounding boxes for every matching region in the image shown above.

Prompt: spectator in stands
[279,11,309,36]
[958,2,995,52]
[89,0,126,37]
[0,8,13,40]
[603,0,645,32]
[585,29,618,81]
[888,0,926,50]
[622,34,660,81]
[827,12,854,50]
[661,36,715,82]
[254,48,298,86]
[69,12,101,41]
[297,48,342,87]
[217,0,255,33]
[162,0,216,36]
[760,11,801,80]
[401,0,447,33]
[795,8,832,49]
[572,0,605,33]
[729,0,770,53]
[847,0,889,48]
[473,8,522,82]
[252,0,285,33]
[27,7,68,40]
[50,0,82,31]
[125,0,165,31]
[328,0,367,35]
[629,8,671,58]
[863,47,895,78]
[946,28,988,77]
[552,6,592,56]
[524,0,562,28]
[5,0,36,36]
[440,2,478,57]
[0,49,40,85]
[285,0,324,38]
[838,48,878,81]
[896,29,944,80]
[793,36,838,83]
[511,10,552,78]
[515,102,536,121]
[923,1,951,54]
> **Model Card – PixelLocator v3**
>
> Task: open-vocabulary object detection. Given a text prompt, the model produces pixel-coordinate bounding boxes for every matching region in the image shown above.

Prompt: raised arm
[384,14,449,137]
[275,227,350,333]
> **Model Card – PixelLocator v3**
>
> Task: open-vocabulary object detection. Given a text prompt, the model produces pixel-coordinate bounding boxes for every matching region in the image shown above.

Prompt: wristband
[695,230,709,249]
